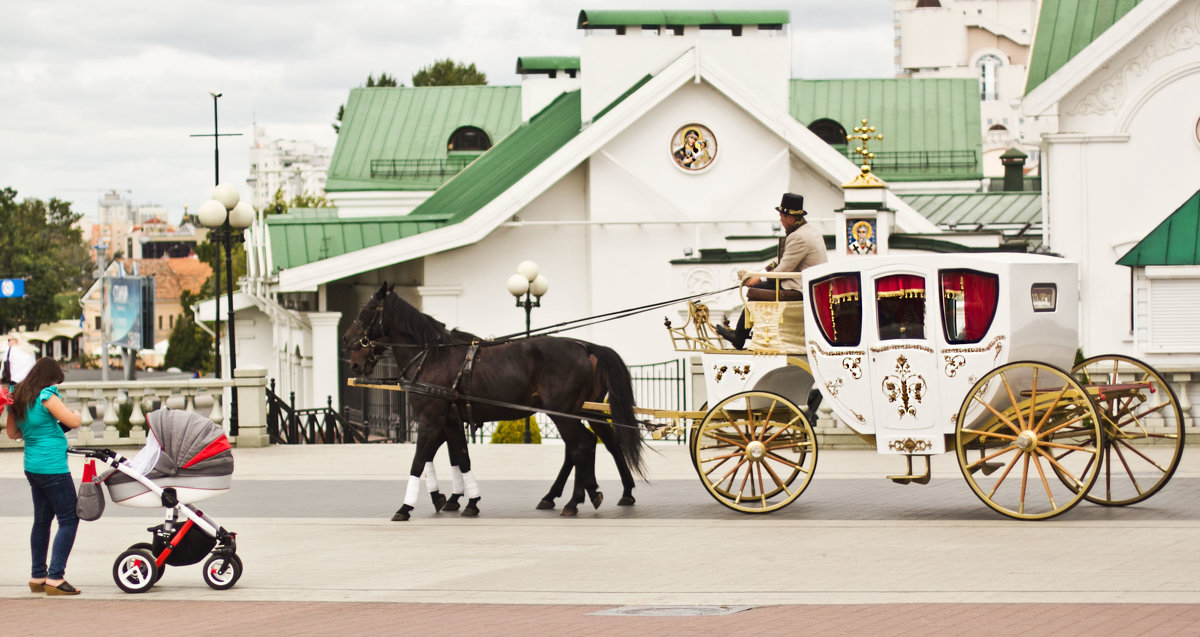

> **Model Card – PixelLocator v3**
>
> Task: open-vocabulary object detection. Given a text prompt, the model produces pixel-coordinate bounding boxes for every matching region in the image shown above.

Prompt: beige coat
[774,220,828,291]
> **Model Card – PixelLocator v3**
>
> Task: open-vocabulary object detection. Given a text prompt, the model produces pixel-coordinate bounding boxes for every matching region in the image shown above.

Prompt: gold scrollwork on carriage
[941,335,1007,378]
[887,437,933,453]
[881,355,926,419]
[665,301,726,352]
[824,377,844,397]
[842,356,862,379]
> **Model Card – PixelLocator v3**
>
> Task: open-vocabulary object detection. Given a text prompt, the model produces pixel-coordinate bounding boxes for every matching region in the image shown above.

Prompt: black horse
[343,283,646,519]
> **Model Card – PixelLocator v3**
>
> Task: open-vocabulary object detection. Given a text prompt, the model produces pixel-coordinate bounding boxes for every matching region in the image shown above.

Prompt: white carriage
[669,253,1186,520]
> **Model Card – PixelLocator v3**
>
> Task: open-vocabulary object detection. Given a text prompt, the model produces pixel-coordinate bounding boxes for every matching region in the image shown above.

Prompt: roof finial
[848,118,884,174]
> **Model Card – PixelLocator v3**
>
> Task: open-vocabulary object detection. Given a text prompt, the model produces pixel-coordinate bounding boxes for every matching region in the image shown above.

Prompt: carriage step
[888,455,931,485]
[968,461,1004,476]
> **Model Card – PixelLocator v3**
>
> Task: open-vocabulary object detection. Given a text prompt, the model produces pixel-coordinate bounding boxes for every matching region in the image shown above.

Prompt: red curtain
[875,274,925,297]
[940,270,999,342]
[811,275,860,345]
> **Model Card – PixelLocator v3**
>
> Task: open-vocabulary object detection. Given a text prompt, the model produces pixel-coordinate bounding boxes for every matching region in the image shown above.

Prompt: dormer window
[447,126,491,152]
[808,119,848,147]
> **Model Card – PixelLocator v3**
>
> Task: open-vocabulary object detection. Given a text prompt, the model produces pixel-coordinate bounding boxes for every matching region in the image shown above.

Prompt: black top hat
[775,193,805,215]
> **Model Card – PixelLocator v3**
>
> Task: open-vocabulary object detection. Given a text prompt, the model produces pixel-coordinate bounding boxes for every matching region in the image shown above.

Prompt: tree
[333,72,400,134]
[412,59,487,87]
[259,187,331,217]
[0,188,90,333]
[163,289,213,373]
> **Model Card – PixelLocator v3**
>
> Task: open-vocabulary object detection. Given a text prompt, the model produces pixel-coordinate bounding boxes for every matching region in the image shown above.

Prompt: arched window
[447,126,491,152]
[808,118,848,147]
[977,54,1003,101]
[988,124,1008,132]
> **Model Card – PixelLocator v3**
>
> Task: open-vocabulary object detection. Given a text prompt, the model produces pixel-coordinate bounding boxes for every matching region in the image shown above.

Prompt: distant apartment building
[246,125,330,209]
[894,0,1053,177]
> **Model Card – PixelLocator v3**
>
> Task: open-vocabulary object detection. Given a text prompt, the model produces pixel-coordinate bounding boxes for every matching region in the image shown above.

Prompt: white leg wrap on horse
[462,471,480,498]
[404,476,422,506]
[423,461,439,491]
[451,466,465,495]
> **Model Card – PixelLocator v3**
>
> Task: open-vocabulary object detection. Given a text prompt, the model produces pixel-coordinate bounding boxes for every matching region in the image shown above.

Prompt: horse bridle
[350,300,386,366]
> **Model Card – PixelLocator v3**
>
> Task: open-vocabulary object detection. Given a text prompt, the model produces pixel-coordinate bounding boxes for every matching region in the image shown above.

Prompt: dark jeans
[26,471,78,580]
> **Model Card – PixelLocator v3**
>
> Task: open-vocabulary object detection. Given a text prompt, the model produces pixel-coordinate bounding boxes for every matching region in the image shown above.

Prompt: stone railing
[0,366,270,450]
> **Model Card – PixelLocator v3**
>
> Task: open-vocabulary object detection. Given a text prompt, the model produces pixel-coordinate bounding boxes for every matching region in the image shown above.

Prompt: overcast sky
[2,0,894,224]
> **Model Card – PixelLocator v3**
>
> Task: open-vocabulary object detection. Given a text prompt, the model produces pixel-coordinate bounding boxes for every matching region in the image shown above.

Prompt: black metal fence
[267,379,368,444]
[369,157,475,179]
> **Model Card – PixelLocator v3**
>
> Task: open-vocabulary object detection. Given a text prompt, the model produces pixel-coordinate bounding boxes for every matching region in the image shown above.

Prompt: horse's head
[343,283,390,376]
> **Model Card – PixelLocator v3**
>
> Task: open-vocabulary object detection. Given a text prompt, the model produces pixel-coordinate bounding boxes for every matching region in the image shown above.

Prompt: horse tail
[586,342,646,478]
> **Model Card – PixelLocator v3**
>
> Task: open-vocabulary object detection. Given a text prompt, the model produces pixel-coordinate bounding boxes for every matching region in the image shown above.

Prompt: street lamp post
[198,187,255,436]
[93,243,109,382]
[506,261,549,444]
[189,91,241,380]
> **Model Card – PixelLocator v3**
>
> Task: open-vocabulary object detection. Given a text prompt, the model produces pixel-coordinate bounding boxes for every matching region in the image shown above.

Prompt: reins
[358,285,738,351]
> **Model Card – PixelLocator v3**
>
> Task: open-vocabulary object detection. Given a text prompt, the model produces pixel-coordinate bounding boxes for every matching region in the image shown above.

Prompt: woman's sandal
[44,581,80,596]
[28,581,44,593]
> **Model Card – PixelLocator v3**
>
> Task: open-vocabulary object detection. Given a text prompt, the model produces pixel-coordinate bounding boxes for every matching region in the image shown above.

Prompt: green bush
[115,401,135,437]
[490,418,542,444]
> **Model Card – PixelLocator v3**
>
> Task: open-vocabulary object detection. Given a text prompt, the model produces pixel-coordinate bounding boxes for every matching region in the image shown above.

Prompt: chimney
[1000,147,1027,192]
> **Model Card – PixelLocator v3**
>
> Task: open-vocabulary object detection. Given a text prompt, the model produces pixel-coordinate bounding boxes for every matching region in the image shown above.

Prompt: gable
[789,79,983,181]
[326,86,522,192]
[1025,0,1143,95]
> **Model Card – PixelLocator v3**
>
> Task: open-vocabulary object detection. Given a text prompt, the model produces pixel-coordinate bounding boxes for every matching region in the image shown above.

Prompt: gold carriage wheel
[693,391,817,513]
[1071,355,1185,506]
[955,361,1103,520]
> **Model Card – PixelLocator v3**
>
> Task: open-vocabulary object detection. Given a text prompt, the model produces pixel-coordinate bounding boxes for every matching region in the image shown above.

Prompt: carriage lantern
[508,260,549,443]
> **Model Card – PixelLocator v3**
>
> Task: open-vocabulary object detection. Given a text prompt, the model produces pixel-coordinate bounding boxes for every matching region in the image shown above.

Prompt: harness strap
[451,340,482,427]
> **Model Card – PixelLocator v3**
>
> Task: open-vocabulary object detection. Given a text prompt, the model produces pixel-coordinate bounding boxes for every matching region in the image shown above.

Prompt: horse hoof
[442,494,462,512]
[617,496,636,506]
[430,491,447,512]
[536,499,555,510]
[461,497,481,517]
[590,491,604,509]
[560,506,578,517]
[391,504,414,522]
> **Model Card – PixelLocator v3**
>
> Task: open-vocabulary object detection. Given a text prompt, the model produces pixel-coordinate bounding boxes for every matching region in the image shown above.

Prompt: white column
[307,311,343,410]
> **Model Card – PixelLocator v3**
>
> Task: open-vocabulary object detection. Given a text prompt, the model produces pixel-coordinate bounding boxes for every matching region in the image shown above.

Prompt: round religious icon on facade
[670,124,717,171]
[848,219,877,255]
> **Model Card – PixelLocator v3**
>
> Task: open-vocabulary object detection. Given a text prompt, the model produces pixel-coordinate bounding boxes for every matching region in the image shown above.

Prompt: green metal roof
[266,209,453,272]
[789,78,983,181]
[900,192,1041,228]
[326,86,522,192]
[405,90,583,224]
[1025,0,1142,95]
[578,10,788,29]
[1117,188,1200,266]
[516,57,580,75]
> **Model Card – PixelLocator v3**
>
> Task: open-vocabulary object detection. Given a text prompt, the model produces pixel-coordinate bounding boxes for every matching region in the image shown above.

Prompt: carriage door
[868,270,943,454]
[806,272,874,432]
[935,269,1002,431]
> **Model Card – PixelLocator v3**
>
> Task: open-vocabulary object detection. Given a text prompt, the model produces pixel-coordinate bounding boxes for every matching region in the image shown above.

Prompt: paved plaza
[1,441,1197,634]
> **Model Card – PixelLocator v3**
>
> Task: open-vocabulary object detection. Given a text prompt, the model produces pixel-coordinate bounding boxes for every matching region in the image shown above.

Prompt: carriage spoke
[972,394,1022,437]
[1108,441,1145,499]
[1031,385,1071,434]
[1036,447,1087,491]
[1001,371,1028,431]
[1030,452,1056,512]
[984,450,1022,499]
[967,443,1018,473]
[1113,437,1170,473]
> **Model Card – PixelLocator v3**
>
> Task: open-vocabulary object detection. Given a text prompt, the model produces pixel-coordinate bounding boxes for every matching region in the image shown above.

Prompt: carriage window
[809,273,862,346]
[940,269,999,344]
[876,275,925,340]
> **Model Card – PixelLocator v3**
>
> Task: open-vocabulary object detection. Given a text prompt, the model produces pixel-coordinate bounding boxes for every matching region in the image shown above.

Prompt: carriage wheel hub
[745,440,766,461]
[1016,430,1038,451]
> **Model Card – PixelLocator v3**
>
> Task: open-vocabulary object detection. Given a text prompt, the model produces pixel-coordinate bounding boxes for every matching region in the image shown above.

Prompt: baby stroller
[69,407,241,593]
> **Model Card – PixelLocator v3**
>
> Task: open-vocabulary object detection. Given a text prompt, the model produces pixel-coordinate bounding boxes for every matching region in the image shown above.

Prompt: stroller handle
[69,447,121,462]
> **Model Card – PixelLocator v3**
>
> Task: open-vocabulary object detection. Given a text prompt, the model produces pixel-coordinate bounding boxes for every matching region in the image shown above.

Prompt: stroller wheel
[202,553,243,590]
[113,548,159,594]
[130,543,166,583]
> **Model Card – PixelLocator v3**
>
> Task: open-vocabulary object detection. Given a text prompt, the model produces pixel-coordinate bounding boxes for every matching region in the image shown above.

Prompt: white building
[894,0,1055,177]
[246,125,331,210]
[234,10,1025,411]
[1023,0,1200,413]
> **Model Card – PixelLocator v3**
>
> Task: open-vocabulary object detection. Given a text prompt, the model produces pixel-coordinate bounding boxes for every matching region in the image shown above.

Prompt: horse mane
[380,286,471,346]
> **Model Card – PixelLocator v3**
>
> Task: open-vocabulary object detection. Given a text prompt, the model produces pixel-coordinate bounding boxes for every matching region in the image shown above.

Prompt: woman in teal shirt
[4,357,83,595]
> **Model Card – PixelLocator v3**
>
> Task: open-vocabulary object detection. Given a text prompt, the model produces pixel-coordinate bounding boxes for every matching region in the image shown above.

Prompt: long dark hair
[12,357,65,422]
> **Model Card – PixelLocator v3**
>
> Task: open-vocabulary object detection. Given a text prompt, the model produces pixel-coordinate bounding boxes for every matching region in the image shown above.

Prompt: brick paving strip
[3,601,1200,636]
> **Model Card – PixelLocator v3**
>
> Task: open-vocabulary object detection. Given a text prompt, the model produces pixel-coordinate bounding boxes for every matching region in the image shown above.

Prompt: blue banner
[106,278,143,350]
[0,279,25,298]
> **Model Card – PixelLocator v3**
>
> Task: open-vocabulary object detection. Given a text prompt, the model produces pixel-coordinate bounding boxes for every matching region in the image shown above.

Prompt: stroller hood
[147,408,234,477]
[105,408,234,505]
